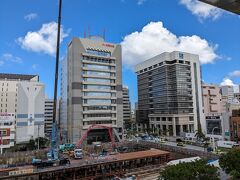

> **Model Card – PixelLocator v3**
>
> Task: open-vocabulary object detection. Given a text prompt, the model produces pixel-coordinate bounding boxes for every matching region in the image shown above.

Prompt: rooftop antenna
[88,25,90,38]
[84,28,86,38]
[103,28,106,41]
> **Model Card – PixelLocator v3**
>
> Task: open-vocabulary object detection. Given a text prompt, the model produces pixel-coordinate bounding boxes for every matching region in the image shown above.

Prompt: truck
[216,140,239,149]
[74,149,83,159]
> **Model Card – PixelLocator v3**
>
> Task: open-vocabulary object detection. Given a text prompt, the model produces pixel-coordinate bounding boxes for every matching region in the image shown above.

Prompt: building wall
[135,51,204,136]
[62,37,123,143]
[60,58,68,143]
[44,99,53,136]
[230,110,240,141]
[123,87,131,130]
[202,84,222,114]
[0,113,15,149]
[16,81,45,144]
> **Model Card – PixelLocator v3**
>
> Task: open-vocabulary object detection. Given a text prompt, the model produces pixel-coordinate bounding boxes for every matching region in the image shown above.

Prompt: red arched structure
[76,124,115,148]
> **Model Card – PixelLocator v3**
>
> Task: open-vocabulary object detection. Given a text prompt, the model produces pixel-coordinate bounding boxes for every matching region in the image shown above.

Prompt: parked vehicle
[74,149,84,159]
[216,140,239,149]
[177,142,185,147]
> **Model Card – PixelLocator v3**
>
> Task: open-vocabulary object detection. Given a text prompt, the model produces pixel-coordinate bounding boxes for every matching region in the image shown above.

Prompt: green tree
[35,137,49,148]
[219,149,240,179]
[27,139,36,150]
[159,159,219,180]
[195,130,205,141]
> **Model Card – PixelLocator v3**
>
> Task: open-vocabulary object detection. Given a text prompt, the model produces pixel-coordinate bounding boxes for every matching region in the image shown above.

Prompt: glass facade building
[135,51,204,136]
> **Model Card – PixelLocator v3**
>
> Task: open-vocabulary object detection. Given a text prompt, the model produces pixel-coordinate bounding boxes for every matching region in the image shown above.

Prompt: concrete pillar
[180,125,183,134]
[173,118,176,136]
[167,125,170,136]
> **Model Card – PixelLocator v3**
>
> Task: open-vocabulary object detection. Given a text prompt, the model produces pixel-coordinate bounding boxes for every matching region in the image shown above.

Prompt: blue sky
[0,0,240,108]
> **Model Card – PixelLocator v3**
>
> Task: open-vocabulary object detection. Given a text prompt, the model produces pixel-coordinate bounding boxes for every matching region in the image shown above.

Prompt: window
[84,78,111,83]
[86,49,111,57]
[84,64,111,70]
[179,53,184,59]
[86,99,111,104]
[84,71,111,77]
[84,92,111,97]
[85,85,111,90]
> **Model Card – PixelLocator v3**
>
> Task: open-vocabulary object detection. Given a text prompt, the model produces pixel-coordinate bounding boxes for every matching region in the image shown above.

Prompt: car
[177,142,185,147]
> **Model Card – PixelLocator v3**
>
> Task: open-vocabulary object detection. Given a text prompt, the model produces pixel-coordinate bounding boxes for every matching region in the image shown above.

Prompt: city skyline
[1,0,240,108]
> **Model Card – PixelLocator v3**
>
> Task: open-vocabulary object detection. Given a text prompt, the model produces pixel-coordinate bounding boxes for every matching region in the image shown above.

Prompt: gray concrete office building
[61,36,123,143]
[135,51,204,136]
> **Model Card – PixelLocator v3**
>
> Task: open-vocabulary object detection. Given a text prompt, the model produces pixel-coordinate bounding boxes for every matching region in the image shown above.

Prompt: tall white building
[61,37,123,143]
[135,51,204,136]
[0,74,45,145]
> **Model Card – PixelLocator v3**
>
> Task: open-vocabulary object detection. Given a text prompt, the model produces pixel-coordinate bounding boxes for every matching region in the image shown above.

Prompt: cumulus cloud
[1,53,22,64]
[229,70,240,77]
[180,0,222,20]
[121,21,218,68]
[17,22,69,56]
[24,13,38,21]
[220,78,238,92]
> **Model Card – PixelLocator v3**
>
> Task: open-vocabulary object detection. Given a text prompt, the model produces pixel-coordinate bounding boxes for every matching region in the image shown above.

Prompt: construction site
[0,136,219,180]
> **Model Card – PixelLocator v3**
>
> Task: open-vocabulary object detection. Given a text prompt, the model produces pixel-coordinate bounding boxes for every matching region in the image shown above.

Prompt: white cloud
[180,0,222,20]
[24,13,38,21]
[220,78,238,92]
[1,53,22,64]
[32,64,38,70]
[121,21,218,68]
[17,22,69,56]
[229,70,240,77]
[137,0,146,5]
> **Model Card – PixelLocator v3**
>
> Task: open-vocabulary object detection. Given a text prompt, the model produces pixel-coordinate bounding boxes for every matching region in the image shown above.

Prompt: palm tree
[195,130,205,141]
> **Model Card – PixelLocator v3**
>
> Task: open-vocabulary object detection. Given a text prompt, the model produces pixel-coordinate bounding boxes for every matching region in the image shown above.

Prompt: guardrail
[136,140,219,159]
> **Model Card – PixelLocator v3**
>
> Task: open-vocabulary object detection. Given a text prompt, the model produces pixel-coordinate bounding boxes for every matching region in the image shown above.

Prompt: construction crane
[49,0,62,160]
[76,124,116,148]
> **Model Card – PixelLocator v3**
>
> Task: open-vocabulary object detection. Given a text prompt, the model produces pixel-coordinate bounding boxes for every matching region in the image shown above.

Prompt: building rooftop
[0,73,38,81]
[115,149,170,161]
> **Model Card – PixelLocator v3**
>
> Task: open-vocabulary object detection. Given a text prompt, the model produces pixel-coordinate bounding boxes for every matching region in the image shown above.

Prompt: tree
[159,159,219,180]
[219,149,240,179]
[195,130,205,141]
[27,139,36,150]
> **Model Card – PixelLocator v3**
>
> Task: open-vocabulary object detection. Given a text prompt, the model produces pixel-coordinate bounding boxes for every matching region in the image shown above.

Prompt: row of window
[83,99,116,104]
[84,92,116,97]
[83,70,116,77]
[83,78,115,83]
[84,113,114,118]
[138,60,191,74]
[86,49,111,57]
[83,85,116,90]
[83,121,113,125]
[84,106,116,111]
[83,64,115,70]
[82,56,115,64]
